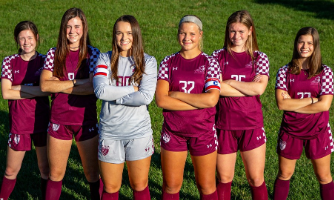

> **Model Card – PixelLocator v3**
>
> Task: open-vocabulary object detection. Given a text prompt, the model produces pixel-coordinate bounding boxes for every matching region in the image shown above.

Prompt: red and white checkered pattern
[203,53,220,80]
[255,51,270,76]
[320,65,333,95]
[43,48,56,72]
[1,54,20,82]
[275,65,289,91]
[158,54,176,81]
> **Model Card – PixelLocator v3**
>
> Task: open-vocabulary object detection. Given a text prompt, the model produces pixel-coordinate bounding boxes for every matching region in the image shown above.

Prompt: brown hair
[110,15,145,85]
[289,27,322,78]
[14,21,39,53]
[53,8,91,78]
[224,10,259,60]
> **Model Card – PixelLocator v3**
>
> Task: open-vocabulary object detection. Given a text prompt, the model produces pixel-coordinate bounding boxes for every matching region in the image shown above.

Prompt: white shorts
[98,135,154,164]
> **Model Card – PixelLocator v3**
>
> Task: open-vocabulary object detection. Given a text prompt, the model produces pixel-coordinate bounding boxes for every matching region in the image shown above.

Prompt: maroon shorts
[277,125,333,160]
[48,122,98,141]
[7,132,47,151]
[160,125,218,156]
[217,127,266,154]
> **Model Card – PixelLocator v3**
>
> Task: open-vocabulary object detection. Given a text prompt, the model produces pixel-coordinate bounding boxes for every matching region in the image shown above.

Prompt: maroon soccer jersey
[1,53,50,134]
[43,46,100,125]
[212,48,270,130]
[275,64,333,139]
[158,52,220,137]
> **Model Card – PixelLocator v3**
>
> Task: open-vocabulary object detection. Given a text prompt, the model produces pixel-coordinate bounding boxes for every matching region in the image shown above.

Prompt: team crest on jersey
[279,139,286,150]
[311,76,321,85]
[68,72,75,80]
[245,61,253,68]
[52,123,60,132]
[99,140,109,156]
[194,65,205,74]
[162,132,170,143]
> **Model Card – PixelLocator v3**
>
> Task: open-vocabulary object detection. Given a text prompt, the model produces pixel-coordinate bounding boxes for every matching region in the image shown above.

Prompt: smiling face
[297,34,314,60]
[18,29,38,55]
[115,21,133,57]
[178,22,202,52]
[66,16,83,48]
[228,22,252,52]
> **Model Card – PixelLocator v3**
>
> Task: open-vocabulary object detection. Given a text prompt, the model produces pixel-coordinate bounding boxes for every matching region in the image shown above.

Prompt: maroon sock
[250,181,268,200]
[41,178,48,200]
[217,181,231,200]
[99,178,104,199]
[89,180,101,200]
[45,179,62,200]
[273,178,289,200]
[162,189,179,200]
[101,190,119,200]
[320,181,334,200]
[133,185,151,200]
[200,190,218,200]
[0,176,16,199]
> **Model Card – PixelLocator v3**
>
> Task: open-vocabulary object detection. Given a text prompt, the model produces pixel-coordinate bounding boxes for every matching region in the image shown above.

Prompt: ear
[36,34,39,41]
[199,30,203,38]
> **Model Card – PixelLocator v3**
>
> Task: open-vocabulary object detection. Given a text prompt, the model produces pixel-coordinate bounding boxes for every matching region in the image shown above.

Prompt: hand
[281,91,291,99]
[133,86,139,92]
[11,85,21,90]
[253,74,262,82]
[313,97,319,103]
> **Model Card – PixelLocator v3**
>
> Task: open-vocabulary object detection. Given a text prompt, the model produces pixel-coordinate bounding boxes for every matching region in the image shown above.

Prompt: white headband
[179,16,203,30]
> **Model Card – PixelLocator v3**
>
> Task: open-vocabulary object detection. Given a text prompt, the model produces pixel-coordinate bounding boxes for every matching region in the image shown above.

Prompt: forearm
[19,85,50,96]
[116,90,154,106]
[41,79,74,93]
[278,98,313,111]
[228,80,267,96]
[295,95,333,114]
[220,82,246,97]
[156,94,198,110]
[61,82,94,95]
[170,90,219,108]
[2,89,35,100]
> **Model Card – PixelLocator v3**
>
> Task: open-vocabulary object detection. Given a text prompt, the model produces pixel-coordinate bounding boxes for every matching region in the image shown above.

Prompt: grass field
[0,0,334,199]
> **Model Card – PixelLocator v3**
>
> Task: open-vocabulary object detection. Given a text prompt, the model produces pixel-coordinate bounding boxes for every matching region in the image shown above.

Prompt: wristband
[311,97,314,104]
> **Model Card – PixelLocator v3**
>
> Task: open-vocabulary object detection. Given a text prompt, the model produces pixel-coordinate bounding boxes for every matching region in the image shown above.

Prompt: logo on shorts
[100,140,109,156]
[52,124,60,132]
[279,139,286,150]
[162,132,170,143]
[89,127,95,132]
[14,134,20,145]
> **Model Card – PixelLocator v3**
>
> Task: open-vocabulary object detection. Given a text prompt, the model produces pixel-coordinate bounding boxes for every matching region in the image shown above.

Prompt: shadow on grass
[254,0,334,20]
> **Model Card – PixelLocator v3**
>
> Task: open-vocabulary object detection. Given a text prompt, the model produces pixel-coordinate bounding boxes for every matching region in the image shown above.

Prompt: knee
[163,180,182,194]
[104,182,121,193]
[277,170,293,181]
[130,181,148,192]
[38,161,49,178]
[49,168,66,181]
[4,166,21,179]
[83,168,99,183]
[217,173,234,183]
[248,176,265,187]
[315,172,332,184]
[197,181,216,195]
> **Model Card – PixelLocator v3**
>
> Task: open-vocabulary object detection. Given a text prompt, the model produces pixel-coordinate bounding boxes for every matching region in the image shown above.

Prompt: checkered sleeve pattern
[88,46,100,73]
[255,51,270,77]
[158,54,173,81]
[204,53,220,80]
[320,65,334,95]
[43,48,56,72]
[211,49,225,74]
[1,54,18,82]
[275,65,288,91]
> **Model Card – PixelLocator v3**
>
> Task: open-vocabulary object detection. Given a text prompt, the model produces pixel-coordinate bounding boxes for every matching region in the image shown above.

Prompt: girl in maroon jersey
[212,10,269,200]
[156,15,221,200]
[40,8,101,200]
[274,27,334,200]
[0,21,50,200]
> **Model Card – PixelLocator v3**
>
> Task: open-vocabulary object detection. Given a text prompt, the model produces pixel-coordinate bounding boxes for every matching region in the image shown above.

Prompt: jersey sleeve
[157,55,171,81]
[205,55,220,92]
[211,49,224,74]
[116,55,157,106]
[93,52,134,101]
[43,48,56,72]
[255,52,270,77]
[275,65,288,91]
[320,65,334,95]
[88,46,100,73]
[1,55,15,82]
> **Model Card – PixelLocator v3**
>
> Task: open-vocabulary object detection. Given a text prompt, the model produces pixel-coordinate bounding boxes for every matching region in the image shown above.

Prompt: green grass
[1,0,334,199]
